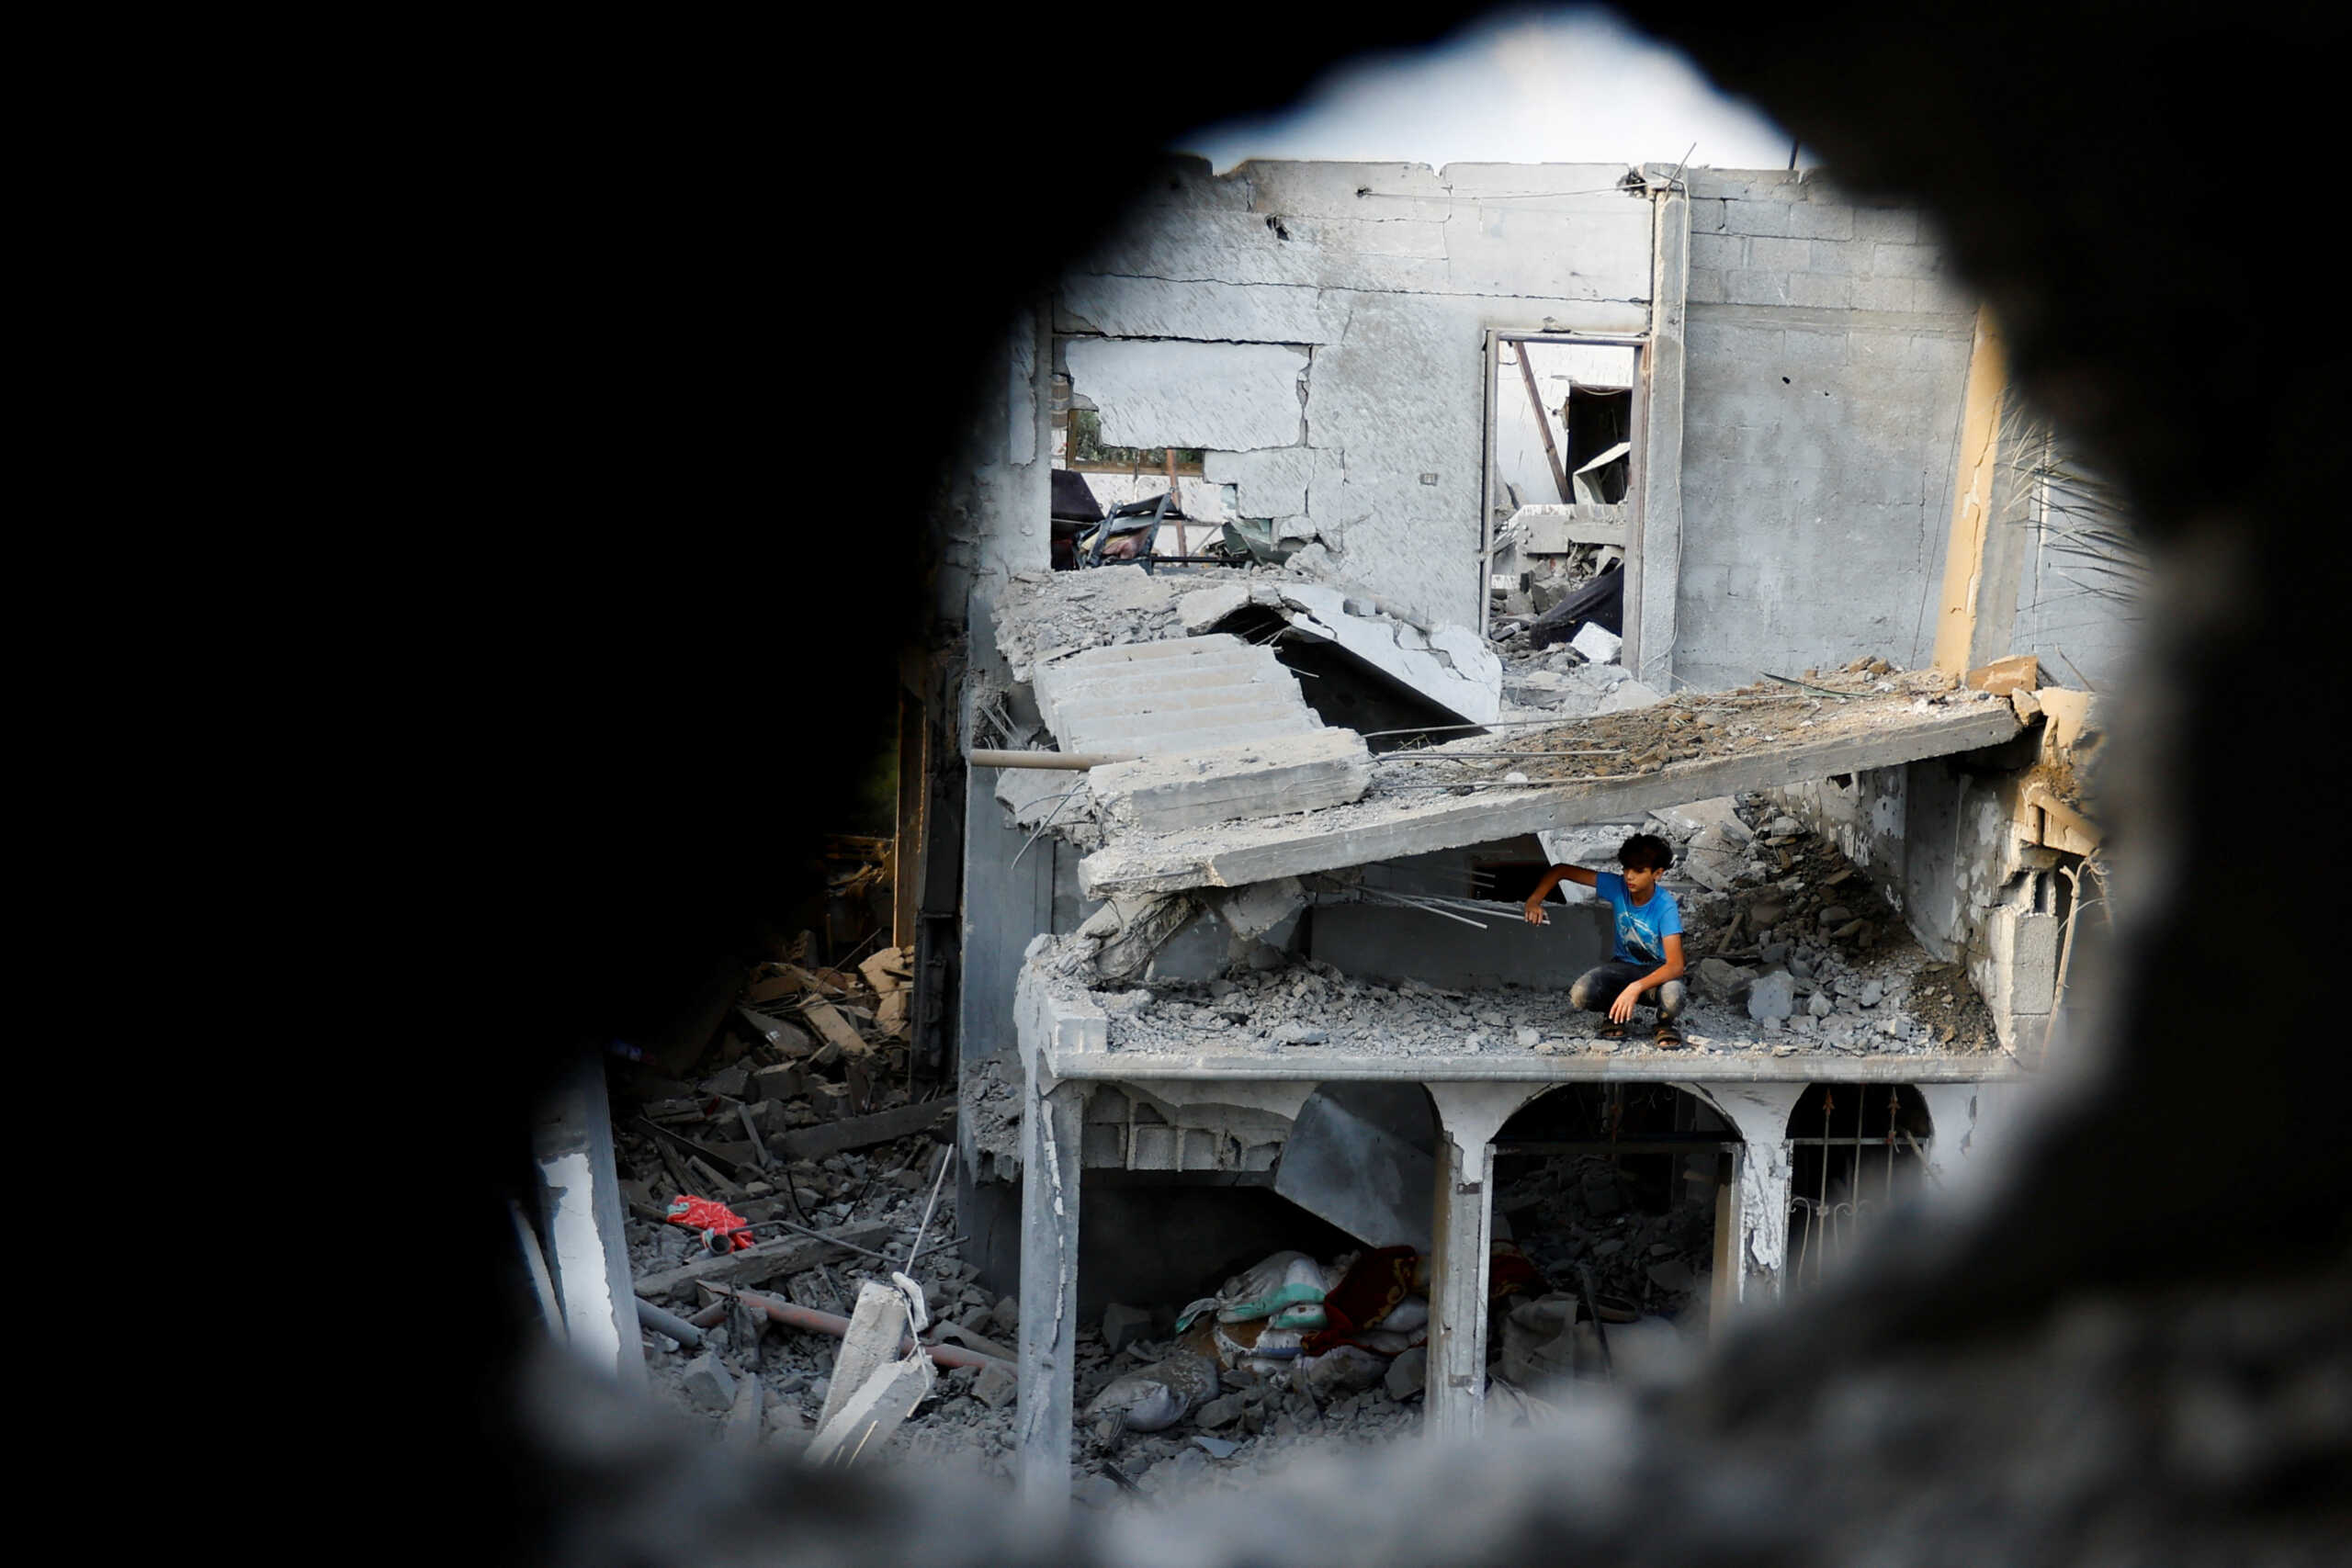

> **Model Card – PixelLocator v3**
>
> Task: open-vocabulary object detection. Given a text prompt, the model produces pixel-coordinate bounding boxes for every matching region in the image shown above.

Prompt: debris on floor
[1026,779,1996,1058]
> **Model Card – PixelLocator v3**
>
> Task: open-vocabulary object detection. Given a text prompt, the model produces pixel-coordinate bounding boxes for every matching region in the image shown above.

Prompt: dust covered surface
[1045,792,2004,1063]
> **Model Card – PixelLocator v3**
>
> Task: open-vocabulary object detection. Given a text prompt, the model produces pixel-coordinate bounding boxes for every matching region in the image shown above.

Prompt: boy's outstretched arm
[1521,863,1600,923]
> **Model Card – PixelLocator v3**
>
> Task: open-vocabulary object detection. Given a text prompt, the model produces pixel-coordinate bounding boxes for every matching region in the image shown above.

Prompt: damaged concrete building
[525,156,2130,1503]
[907,156,2132,1502]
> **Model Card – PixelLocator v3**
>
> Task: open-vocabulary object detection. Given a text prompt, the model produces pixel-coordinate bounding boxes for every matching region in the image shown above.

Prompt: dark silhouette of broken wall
[465,5,2350,1563]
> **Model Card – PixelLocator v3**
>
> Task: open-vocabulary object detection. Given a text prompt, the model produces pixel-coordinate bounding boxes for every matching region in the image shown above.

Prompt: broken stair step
[1092,729,1372,830]
[1045,632,1265,669]
[1048,683,1312,725]
[1071,716,1322,757]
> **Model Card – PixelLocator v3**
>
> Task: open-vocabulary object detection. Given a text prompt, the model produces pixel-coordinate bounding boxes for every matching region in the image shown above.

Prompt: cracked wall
[1057,159,1655,630]
[1675,171,1979,691]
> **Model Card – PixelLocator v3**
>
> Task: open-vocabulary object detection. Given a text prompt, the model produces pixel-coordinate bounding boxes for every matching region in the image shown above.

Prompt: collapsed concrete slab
[1032,634,1322,756]
[1264,582,1502,725]
[1078,694,2020,897]
[1090,728,1372,830]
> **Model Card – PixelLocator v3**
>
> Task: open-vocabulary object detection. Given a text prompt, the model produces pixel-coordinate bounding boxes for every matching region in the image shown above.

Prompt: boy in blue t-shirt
[1521,831,1689,1046]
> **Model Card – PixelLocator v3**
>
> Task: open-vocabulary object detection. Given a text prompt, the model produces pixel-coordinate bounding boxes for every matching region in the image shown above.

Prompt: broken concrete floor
[1040,785,1999,1063]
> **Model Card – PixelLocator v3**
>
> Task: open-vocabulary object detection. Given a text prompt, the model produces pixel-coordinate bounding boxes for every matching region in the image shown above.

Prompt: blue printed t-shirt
[1593,872,1682,967]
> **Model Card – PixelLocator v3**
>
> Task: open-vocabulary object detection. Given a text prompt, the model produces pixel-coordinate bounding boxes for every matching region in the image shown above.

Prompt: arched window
[1785,1084,1934,1290]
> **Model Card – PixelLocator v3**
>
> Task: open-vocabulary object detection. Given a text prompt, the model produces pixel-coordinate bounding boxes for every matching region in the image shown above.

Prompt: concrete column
[1014,1071,1089,1517]
[1702,1082,1806,1306]
[1929,309,2009,676]
[1629,173,1690,690]
[530,1052,646,1388]
[1422,1082,1540,1442]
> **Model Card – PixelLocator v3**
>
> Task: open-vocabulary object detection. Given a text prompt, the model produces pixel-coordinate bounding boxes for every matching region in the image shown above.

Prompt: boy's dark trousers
[1570,961,1687,1020]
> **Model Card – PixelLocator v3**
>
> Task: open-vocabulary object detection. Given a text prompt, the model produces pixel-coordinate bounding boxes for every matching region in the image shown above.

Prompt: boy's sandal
[1653,1022,1685,1048]
[1596,1021,1628,1040]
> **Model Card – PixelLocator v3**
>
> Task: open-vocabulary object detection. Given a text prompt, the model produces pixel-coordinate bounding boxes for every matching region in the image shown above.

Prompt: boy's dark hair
[1618,832,1673,872]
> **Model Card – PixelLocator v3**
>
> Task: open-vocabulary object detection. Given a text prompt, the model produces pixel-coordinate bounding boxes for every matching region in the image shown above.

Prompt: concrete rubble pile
[613,935,998,1460]
[1028,785,1995,1057]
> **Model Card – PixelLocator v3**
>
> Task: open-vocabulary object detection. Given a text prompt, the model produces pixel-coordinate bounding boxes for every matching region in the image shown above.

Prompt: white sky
[1175,6,1805,175]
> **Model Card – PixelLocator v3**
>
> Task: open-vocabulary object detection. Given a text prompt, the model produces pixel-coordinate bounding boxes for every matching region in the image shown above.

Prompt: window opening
[1785,1084,1934,1290]
[1487,1084,1736,1390]
[1484,333,1643,637]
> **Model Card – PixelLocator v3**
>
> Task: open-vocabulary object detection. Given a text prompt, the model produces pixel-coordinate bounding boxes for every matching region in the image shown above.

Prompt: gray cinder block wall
[1057,159,1655,631]
[1675,170,1979,693]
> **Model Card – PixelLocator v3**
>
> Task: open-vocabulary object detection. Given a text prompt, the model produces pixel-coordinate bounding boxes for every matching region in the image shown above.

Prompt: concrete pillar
[1421,1082,1540,1442]
[1702,1082,1806,1306]
[1014,1072,1089,1517]
[1630,172,1690,690]
[1929,309,2009,676]
[530,1051,645,1388]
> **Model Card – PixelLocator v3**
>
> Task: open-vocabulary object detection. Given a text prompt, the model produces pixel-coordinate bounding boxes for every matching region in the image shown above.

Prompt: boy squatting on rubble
[1521,832,1688,1047]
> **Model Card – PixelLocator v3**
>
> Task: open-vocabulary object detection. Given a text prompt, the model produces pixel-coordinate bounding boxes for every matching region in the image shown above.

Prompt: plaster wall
[1675,171,1977,692]
[1057,159,1655,630]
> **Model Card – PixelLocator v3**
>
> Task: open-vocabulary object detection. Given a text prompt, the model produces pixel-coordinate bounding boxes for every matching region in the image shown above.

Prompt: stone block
[1998,908,2062,1014]
[1788,202,1855,239]
[1694,957,1757,1002]
[1851,208,1920,243]
[1807,239,1857,276]
[752,1063,806,1103]
[1064,338,1308,452]
[680,1353,737,1414]
[1690,231,1746,271]
[1721,199,1792,237]
[1384,1345,1428,1400]
[1685,266,1727,305]
[1091,728,1372,830]
[1788,272,1853,310]
[1849,275,1917,313]
[1747,971,1797,1021]
[972,1362,1017,1410]
[1683,823,1746,892]
[1747,235,1811,272]
[1870,242,1941,279]
[1725,269,1794,306]
[1130,1124,1181,1168]
[1196,1393,1247,1429]
[1570,623,1622,664]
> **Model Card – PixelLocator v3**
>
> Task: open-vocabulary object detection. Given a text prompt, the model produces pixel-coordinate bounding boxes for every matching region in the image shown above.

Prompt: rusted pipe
[705,1284,1014,1373]
[636,1296,707,1349]
[967,749,1135,770]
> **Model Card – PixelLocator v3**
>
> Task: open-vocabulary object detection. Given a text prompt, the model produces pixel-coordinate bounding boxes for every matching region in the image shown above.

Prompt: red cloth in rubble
[665,1194,755,1250]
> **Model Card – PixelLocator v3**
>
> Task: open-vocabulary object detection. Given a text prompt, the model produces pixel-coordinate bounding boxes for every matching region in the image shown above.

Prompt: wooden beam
[775,1099,955,1163]
[1515,344,1574,503]
[631,1221,894,1301]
